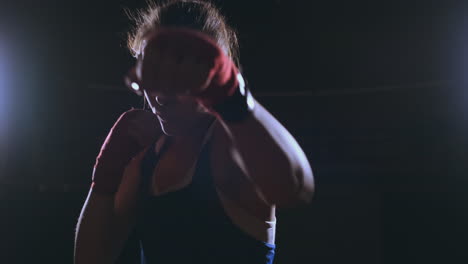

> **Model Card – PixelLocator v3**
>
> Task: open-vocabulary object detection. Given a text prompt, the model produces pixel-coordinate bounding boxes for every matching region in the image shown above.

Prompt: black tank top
[125,135,276,264]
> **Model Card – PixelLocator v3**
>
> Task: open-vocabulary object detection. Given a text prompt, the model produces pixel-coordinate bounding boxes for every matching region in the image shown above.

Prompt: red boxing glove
[92,109,161,194]
[139,27,240,111]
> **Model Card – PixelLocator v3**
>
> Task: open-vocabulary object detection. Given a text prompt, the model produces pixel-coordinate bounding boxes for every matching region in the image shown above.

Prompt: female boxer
[74,1,314,263]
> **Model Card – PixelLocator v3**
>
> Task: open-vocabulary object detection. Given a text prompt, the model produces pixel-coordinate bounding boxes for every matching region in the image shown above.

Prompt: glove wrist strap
[212,74,255,123]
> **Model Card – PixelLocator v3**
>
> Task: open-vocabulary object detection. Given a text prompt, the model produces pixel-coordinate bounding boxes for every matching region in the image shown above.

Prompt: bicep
[210,121,272,219]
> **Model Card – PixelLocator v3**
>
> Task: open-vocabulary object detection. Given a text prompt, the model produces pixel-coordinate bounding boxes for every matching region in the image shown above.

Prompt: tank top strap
[140,136,173,195]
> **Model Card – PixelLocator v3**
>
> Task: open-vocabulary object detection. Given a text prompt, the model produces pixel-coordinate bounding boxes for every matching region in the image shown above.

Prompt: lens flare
[0,44,8,137]
[131,82,140,91]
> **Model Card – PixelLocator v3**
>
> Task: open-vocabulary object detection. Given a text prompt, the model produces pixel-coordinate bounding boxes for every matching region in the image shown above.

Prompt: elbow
[275,146,315,208]
[262,167,315,208]
[285,169,315,208]
[296,164,315,204]
[294,177,315,206]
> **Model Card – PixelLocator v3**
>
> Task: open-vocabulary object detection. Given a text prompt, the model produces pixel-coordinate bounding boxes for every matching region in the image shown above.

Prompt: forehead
[133,27,229,58]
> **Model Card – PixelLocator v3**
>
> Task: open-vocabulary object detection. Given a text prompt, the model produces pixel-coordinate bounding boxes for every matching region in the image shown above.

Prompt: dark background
[1,0,467,263]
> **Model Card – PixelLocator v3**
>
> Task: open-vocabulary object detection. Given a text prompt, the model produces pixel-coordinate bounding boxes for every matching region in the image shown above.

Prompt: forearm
[74,190,135,264]
[76,141,146,264]
[217,100,314,206]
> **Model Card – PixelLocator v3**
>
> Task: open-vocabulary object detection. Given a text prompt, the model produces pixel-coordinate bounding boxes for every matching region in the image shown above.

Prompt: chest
[146,135,221,196]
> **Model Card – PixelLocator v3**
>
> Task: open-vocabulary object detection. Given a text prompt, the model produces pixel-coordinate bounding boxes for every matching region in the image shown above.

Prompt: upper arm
[209,121,272,219]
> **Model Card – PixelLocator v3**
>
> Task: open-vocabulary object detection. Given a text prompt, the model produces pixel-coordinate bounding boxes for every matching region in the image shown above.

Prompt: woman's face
[143,91,211,136]
[126,29,216,137]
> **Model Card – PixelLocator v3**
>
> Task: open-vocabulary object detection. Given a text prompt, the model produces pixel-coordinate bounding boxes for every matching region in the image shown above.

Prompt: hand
[130,27,240,110]
[92,109,161,195]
